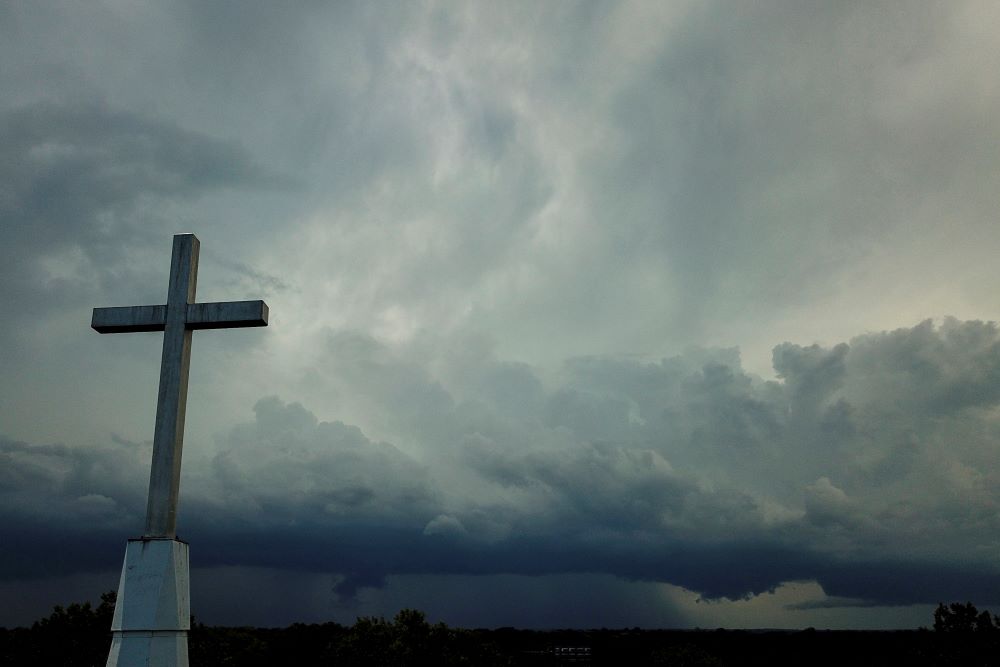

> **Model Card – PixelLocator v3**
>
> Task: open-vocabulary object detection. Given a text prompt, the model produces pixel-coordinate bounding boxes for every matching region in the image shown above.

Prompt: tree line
[2,592,1000,666]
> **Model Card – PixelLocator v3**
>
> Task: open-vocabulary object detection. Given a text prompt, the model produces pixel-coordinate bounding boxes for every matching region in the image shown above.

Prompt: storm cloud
[2,1,999,628]
[4,320,1000,618]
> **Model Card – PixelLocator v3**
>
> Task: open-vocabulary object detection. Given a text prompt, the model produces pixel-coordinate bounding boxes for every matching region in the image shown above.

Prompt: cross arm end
[186,300,269,330]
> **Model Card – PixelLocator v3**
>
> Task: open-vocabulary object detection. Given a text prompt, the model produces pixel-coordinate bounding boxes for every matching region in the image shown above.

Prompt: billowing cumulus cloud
[4,320,1000,620]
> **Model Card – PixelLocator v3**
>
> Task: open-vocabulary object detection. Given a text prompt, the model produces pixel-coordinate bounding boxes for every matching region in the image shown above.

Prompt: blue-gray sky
[2,1,1000,629]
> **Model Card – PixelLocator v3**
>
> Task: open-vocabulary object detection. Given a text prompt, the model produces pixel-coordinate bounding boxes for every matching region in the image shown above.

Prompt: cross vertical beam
[92,233,269,537]
[147,234,198,538]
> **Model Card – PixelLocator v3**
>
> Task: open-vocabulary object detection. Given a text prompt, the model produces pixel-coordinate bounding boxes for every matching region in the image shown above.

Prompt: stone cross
[92,233,268,537]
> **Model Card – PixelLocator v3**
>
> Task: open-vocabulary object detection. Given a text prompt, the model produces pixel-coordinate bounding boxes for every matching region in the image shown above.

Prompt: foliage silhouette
[926,601,1000,665]
[933,601,999,633]
[7,593,1000,665]
[0,591,115,666]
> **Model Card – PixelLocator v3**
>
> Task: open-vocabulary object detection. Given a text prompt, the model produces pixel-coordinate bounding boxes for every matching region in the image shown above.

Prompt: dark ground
[2,594,997,666]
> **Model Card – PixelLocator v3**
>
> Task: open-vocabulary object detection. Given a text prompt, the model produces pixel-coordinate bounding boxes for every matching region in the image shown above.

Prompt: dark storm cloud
[249,319,1000,604]
[3,0,1000,628]
[0,101,279,349]
[1,101,272,249]
[4,319,1000,609]
[205,396,437,525]
[0,435,147,577]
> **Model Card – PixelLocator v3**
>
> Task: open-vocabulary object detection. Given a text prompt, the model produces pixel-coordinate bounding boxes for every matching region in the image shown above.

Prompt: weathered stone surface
[106,538,190,667]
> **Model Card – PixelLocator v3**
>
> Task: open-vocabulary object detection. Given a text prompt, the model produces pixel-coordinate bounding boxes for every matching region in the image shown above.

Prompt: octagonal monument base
[106,538,190,667]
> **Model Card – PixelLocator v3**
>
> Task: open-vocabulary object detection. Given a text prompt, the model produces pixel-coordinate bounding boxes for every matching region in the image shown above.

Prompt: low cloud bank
[4,318,1000,607]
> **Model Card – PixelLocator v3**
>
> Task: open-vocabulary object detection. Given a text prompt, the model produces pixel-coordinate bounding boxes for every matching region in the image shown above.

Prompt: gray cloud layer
[4,319,1000,609]
[2,0,1000,628]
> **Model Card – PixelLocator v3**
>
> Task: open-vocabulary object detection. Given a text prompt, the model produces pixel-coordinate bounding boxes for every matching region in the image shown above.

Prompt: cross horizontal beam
[92,301,268,333]
[91,305,167,333]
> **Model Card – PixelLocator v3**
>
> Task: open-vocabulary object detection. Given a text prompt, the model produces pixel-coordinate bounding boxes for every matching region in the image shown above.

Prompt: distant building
[553,645,592,663]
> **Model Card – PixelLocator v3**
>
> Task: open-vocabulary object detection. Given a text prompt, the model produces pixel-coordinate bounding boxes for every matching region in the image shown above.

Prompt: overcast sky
[2,0,1000,630]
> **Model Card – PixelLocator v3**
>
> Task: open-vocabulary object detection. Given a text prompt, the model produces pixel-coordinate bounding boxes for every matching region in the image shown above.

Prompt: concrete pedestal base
[106,538,190,667]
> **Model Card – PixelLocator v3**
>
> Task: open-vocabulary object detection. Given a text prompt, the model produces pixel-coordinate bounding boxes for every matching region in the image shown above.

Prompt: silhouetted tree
[933,602,999,634]
[928,602,1000,666]
[0,591,116,666]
